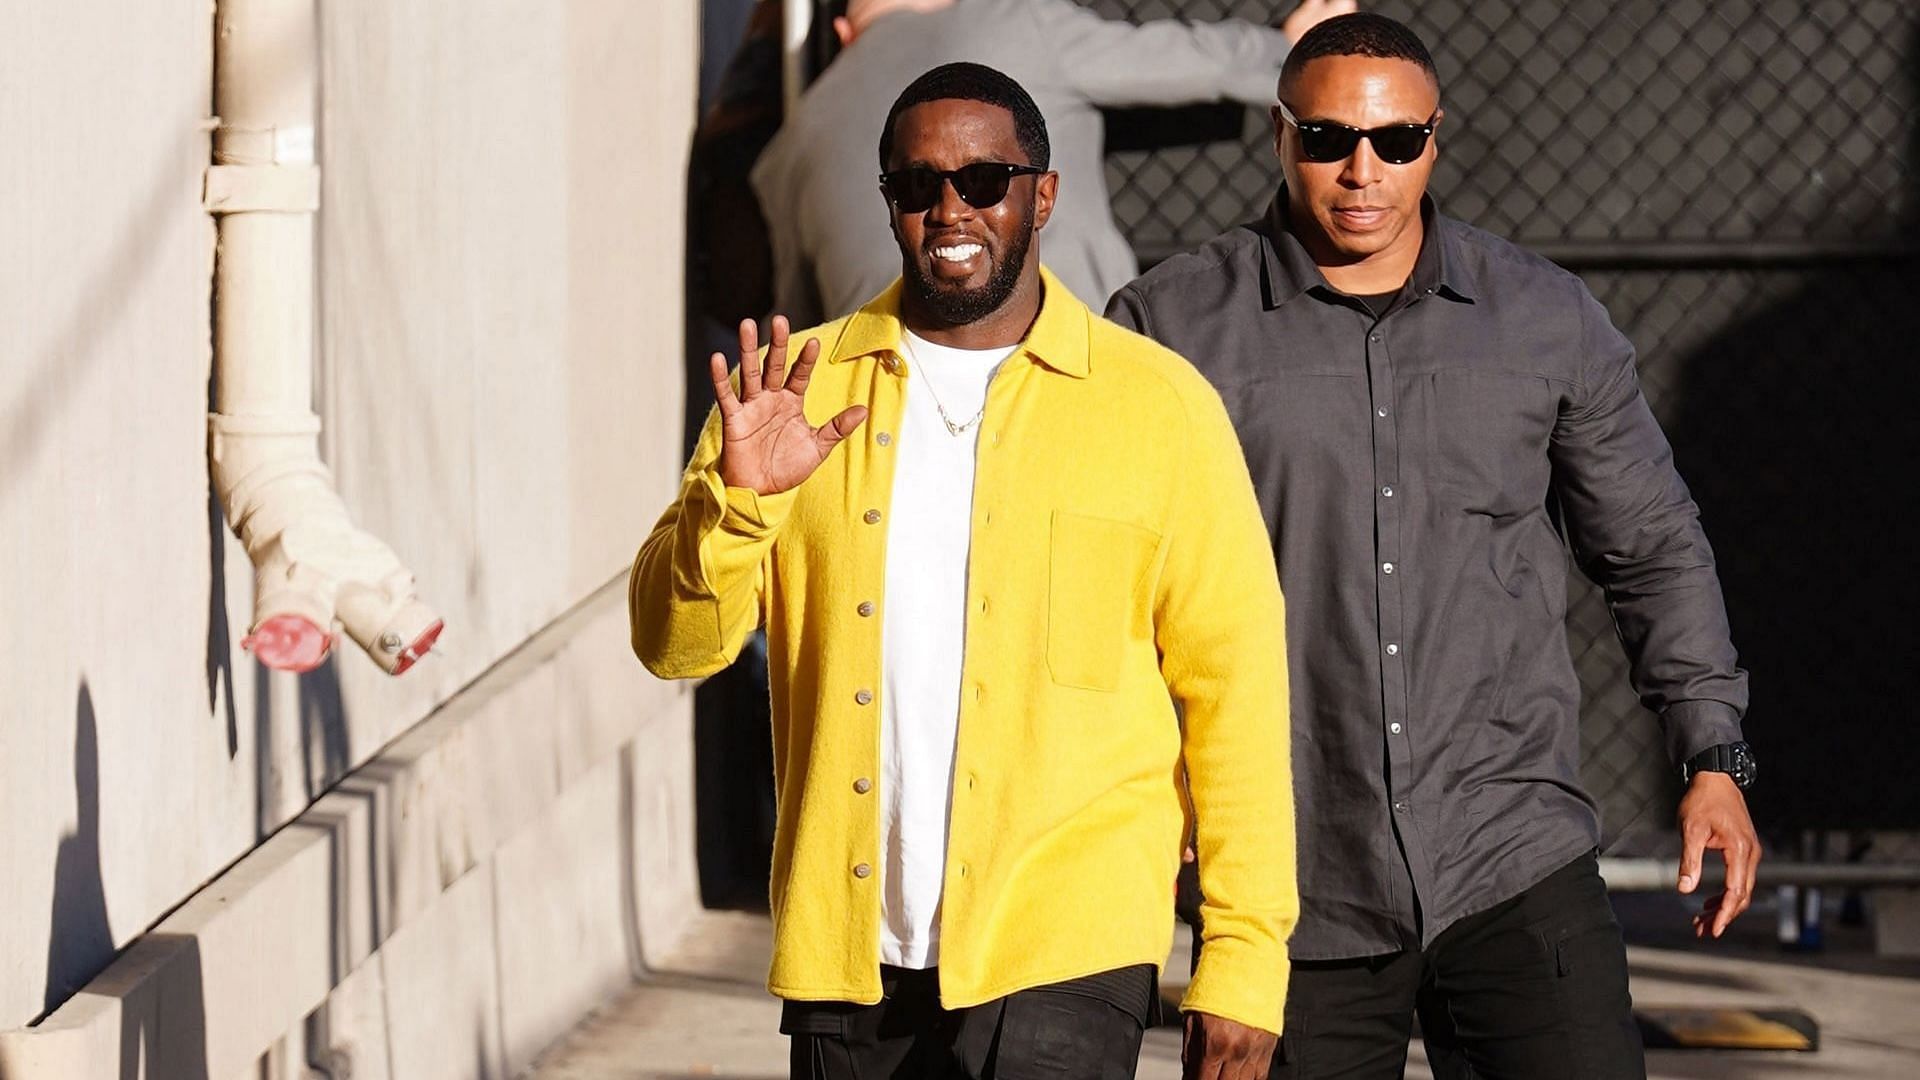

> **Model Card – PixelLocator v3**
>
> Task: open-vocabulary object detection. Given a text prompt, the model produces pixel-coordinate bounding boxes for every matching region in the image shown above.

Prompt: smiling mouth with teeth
[933,243,985,262]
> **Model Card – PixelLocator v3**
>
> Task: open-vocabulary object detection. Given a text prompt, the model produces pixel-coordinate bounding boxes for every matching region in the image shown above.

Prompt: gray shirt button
[855,689,873,706]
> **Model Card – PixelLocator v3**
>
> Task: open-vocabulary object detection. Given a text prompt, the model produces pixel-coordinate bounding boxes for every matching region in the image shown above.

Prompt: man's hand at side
[1676,772,1762,938]
[1183,1012,1277,1080]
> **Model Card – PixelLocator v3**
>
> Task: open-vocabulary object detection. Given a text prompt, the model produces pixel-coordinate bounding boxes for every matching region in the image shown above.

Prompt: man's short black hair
[878,62,1051,170]
[1279,13,1438,100]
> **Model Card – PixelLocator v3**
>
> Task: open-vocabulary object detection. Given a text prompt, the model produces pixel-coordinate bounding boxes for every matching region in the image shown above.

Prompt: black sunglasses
[879,162,1046,214]
[1277,102,1439,165]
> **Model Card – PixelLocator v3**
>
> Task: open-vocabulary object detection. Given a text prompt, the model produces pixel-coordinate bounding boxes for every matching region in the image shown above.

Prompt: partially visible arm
[1549,284,1750,766]
[1028,0,1291,108]
[1550,285,1761,937]
[628,403,793,679]
[1551,286,1758,933]
[1155,376,1297,1037]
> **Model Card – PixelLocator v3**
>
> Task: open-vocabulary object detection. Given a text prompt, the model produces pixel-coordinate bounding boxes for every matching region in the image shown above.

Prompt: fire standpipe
[205,0,441,675]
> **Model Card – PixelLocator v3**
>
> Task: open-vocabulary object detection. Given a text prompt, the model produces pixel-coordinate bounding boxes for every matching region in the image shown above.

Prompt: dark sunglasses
[878,162,1046,213]
[1277,102,1439,165]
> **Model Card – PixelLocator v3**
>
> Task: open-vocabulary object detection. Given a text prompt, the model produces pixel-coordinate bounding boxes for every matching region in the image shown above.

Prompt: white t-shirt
[878,331,1016,969]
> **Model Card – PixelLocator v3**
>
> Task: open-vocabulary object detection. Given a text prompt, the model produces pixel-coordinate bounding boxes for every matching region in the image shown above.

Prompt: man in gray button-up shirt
[1109,13,1760,1077]
[751,0,1355,326]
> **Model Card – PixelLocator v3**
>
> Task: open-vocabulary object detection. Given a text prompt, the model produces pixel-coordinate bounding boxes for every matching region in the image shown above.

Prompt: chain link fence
[1086,0,1920,847]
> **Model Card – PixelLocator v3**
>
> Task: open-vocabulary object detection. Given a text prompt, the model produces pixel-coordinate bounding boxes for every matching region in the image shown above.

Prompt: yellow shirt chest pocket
[1046,510,1163,692]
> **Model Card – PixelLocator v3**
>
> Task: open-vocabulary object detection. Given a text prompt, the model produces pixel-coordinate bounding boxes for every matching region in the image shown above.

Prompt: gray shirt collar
[1258,188,1478,310]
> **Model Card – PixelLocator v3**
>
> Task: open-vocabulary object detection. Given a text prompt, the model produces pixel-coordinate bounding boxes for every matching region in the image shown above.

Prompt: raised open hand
[711,316,868,496]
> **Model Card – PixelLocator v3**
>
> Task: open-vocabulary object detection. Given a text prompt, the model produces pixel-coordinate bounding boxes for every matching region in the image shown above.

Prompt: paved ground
[530,895,1920,1079]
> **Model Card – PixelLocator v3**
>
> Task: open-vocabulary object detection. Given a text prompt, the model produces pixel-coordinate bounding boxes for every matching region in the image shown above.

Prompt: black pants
[1272,851,1645,1080]
[784,964,1154,1079]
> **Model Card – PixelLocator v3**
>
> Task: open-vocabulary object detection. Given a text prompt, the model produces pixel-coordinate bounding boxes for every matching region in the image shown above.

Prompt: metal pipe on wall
[207,0,441,675]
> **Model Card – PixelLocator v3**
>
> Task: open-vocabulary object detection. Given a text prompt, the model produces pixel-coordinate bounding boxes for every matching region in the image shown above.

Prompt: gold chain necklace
[901,336,986,437]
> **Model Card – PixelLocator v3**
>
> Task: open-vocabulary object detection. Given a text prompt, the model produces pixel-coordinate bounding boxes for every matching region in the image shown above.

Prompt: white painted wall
[0,1,699,1070]
[1,0,232,1031]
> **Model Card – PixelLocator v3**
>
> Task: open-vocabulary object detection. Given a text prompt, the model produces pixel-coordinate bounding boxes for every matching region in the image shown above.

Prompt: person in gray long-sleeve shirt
[751,0,1355,326]
[1109,14,1760,1078]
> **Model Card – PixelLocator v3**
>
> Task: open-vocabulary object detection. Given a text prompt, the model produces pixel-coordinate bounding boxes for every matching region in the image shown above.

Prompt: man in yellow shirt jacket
[632,61,1295,1080]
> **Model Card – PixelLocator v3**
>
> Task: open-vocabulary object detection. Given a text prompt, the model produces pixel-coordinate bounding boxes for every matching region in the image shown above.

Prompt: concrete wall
[0,1,699,1075]
[1,0,227,1029]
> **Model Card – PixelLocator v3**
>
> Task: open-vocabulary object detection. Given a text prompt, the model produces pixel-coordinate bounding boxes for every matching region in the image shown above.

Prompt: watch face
[1731,742,1758,787]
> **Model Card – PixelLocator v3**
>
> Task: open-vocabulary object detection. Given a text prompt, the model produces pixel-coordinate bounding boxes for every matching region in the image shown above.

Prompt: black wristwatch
[1681,741,1758,789]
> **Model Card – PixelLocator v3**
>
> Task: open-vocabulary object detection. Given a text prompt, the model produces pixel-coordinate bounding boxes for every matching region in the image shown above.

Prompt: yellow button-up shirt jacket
[631,269,1298,1033]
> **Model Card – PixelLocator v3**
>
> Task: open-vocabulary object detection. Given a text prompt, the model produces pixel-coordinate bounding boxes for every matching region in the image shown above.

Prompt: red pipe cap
[391,618,445,676]
[243,614,332,672]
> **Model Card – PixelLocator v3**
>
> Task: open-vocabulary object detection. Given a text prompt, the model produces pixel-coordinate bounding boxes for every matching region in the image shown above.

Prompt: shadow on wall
[112,935,209,1080]
[1666,24,1920,833]
[206,385,240,761]
[42,681,115,1018]
[301,662,351,801]
[251,655,352,840]
[40,691,213,1080]
[474,1022,493,1080]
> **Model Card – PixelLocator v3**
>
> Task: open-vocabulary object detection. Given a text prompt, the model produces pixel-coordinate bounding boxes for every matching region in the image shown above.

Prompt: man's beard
[902,207,1035,327]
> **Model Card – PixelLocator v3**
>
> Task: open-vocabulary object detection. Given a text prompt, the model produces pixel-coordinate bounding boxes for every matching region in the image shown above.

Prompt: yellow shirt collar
[828,265,1091,379]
